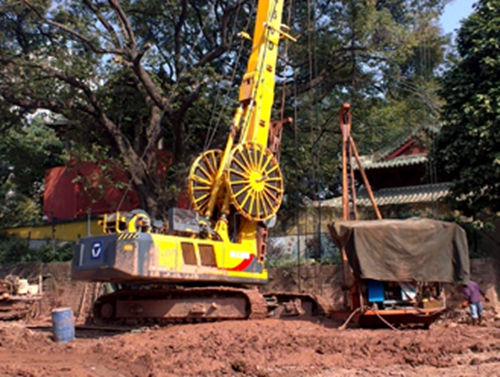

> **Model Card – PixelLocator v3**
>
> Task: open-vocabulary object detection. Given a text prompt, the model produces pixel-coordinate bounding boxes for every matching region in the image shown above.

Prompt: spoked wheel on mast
[227,142,284,222]
[188,149,223,215]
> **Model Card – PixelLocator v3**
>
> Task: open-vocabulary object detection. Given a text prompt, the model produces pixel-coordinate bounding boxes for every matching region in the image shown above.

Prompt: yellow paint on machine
[4,219,104,242]
[72,0,284,288]
[151,235,181,272]
[149,232,268,283]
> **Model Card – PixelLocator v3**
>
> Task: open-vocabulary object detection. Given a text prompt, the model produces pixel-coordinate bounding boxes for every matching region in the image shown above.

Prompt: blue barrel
[51,307,75,343]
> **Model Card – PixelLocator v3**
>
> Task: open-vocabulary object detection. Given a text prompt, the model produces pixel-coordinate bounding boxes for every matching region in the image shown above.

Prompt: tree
[278,0,449,207]
[0,0,450,220]
[0,114,67,226]
[0,0,248,218]
[433,0,500,218]
[0,232,74,266]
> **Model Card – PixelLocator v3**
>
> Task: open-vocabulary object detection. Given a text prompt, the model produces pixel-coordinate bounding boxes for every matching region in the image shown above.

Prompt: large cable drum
[188,149,223,215]
[227,142,283,221]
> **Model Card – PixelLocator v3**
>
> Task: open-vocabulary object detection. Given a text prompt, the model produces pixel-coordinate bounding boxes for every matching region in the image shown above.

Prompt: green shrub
[0,233,74,266]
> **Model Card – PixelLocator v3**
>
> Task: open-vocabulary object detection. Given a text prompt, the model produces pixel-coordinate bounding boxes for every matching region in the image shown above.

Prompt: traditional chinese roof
[355,154,428,170]
[317,183,451,208]
[354,124,440,170]
[374,124,439,160]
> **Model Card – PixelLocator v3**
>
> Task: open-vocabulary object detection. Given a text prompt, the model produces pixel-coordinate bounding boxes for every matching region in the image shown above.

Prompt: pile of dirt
[0,318,500,377]
[0,259,499,376]
[0,322,51,349]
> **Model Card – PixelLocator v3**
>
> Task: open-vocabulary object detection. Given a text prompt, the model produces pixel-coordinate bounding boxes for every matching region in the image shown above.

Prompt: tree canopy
[433,0,500,219]
[0,114,67,226]
[0,0,449,220]
[280,0,448,205]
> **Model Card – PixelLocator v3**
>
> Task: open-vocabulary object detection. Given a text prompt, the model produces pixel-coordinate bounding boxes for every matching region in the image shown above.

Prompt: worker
[462,280,490,326]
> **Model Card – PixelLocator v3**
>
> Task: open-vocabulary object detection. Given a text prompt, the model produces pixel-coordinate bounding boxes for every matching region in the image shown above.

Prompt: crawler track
[91,287,329,326]
[0,296,41,320]
[92,287,269,326]
[264,292,331,317]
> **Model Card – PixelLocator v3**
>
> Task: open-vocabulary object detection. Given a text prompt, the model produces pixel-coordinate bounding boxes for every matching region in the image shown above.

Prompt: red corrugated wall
[43,162,139,220]
[43,151,190,221]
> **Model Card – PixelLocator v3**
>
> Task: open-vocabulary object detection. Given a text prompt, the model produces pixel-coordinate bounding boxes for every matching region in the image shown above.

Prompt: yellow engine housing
[72,220,268,286]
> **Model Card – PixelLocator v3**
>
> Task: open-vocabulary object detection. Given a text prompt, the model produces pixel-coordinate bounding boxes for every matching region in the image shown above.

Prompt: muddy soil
[1,317,500,377]
[1,259,499,376]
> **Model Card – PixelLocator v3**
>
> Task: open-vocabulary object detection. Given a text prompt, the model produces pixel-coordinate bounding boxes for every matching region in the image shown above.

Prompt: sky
[440,0,477,37]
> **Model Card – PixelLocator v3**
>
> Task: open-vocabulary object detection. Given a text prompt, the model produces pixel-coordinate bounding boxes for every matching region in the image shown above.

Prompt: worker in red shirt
[462,280,490,326]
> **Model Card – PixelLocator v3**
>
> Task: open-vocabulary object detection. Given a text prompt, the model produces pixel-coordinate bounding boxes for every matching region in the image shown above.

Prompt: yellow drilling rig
[72,0,328,325]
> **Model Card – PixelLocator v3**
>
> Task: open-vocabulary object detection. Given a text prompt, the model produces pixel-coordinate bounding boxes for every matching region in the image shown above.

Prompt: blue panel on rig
[367,280,385,303]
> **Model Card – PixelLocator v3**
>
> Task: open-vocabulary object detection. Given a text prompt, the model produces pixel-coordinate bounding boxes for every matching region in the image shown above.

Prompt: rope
[369,305,399,331]
[279,0,294,123]
[338,305,399,331]
[338,307,360,330]
[307,0,315,189]
[235,0,282,144]
[116,175,135,212]
[311,0,323,266]
[291,0,302,292]
[204,1,255,150]
[205,1,244,133]
[165,1,218,103]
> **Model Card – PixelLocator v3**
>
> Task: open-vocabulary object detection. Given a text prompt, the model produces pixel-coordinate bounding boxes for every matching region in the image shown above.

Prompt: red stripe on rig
[229,254,255,271]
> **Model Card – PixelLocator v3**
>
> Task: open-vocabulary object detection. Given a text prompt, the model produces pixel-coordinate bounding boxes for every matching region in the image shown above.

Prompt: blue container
[367,280,385,303]
[51,307,75,343]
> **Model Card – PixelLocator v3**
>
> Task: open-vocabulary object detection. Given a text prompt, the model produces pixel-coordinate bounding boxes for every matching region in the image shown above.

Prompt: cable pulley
[188,149,223,215]
[227,142,283,221]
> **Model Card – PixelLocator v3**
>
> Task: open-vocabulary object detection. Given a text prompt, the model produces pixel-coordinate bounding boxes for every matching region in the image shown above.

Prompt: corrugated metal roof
[353,124,440,170]
[353,154,427,170]
[372,124,440,162]
[316,183,451,208]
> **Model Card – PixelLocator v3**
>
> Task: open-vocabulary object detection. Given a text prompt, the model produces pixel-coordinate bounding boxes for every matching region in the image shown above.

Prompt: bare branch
[21,0,124,56]
[195,0,248,67]
[192,3,214,48]
[174,0,188,75]
[165,0,178,21]
[108,0,136,49]
[82,0,122,49]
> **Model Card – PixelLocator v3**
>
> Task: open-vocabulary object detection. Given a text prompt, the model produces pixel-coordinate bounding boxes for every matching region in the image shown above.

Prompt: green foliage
[433,0,500,219]
[279,0,448,210]
[0,0,249,217]
[0,115,67,227]
[0,0,449,219]
[0,185,41,227]
[67,142,130,208]
[0,233,74,266]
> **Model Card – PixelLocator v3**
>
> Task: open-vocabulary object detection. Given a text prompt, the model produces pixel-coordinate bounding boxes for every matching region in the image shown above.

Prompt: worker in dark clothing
[462,280,490,326]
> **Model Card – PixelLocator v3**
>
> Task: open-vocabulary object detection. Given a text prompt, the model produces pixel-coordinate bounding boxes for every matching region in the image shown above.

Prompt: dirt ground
[1,259,499,376]
[1,316,500,377]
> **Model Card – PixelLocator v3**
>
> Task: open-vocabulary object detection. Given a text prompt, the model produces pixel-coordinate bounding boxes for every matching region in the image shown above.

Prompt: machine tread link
[91,286,330,325]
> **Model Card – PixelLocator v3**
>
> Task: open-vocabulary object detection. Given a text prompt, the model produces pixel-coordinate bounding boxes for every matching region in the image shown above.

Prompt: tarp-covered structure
[328,218,470,285]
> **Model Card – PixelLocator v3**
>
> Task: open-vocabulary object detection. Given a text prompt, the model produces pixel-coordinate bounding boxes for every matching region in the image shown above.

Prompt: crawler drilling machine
[72,0,328,324]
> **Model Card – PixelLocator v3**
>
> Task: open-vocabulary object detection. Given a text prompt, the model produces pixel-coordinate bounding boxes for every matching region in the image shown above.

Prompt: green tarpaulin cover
[328,218,470,284]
